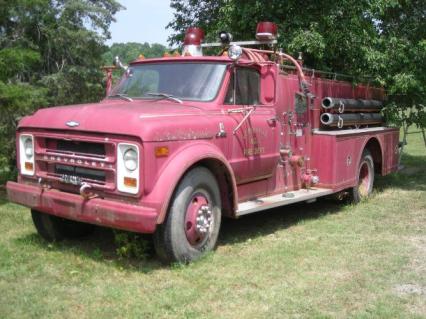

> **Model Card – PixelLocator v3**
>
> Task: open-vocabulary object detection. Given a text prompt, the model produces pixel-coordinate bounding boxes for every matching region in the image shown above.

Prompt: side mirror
[113,56,128,71]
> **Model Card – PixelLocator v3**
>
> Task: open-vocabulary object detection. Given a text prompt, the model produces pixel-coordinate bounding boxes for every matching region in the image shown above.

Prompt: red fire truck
[7,22,400,263]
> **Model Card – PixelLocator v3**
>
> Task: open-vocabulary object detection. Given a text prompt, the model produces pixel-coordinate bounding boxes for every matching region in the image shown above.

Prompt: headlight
[228,45,242,61]
[117,143,139,194]
[24,138,34,158]
[19,134,35,176]
[123,148,138,171]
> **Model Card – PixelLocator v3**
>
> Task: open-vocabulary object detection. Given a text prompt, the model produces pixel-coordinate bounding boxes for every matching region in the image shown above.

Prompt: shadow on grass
[0,189,8,206]
[7,151,426,270]
[375,153,426,192]
[220,198,343,246]
[14,227,163,273]
[12,197,344,273]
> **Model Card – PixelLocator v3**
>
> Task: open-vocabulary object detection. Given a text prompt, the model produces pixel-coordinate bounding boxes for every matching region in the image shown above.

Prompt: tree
[101,42,168,86]
[168,0,379,74]
[0,0,123,183]
[103,42,168,65]
[370,0,426,147]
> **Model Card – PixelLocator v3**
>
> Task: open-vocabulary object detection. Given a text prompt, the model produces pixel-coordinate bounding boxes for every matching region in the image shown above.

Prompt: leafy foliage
[102,42,168,65]
[371,1,426,131]
[102,42,168,83]
[168,1,379,73]
[113,230,151,260]
[0,0,123,183]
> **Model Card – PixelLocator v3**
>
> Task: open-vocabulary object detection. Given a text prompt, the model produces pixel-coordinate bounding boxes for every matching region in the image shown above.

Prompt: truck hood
[18,99,219,141]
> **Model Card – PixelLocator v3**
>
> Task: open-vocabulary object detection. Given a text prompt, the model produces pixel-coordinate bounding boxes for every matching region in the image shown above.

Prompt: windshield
[109,63,227,102]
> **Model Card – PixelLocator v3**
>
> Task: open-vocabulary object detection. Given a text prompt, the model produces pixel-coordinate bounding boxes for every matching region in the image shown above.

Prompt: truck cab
[7,23,400,263]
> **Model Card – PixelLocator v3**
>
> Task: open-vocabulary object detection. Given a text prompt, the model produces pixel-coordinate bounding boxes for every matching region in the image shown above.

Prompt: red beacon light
[182,27,205,56]
[255,22,278,41]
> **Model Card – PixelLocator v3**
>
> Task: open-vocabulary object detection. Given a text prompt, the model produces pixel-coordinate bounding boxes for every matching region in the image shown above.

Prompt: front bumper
[6,181,158,233]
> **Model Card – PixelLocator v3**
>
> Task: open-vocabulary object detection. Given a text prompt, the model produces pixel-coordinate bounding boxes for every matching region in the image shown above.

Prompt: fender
[357,135,384,175]
[143,141,238,224]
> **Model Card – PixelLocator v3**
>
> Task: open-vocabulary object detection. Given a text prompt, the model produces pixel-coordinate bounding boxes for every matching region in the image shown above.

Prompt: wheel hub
[195,205,213,234]
[184,194,213,246]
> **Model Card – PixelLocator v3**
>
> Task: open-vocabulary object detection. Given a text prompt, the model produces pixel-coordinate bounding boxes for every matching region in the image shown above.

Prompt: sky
[107,0,174,46]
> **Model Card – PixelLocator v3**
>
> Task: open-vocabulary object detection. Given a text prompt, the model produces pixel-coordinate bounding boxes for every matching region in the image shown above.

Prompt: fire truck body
[6,24,400,263]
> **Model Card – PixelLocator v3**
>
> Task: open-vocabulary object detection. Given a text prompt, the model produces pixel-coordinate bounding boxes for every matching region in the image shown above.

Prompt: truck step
[236,187,333,216]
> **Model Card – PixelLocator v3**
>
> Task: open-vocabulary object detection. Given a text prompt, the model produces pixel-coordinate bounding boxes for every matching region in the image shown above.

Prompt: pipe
[320,113,383,128]
[322,97,383,113]
[242,48,266,62]
[242,48,257,62]
[243,47,268,62]
[247,48,309,92]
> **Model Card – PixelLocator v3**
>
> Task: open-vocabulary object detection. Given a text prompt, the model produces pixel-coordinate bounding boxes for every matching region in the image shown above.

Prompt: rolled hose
[320,112,383,128]
[321,97,383,112]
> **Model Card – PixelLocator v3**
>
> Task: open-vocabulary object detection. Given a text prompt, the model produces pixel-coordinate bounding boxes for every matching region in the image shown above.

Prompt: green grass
[0,131,425,319]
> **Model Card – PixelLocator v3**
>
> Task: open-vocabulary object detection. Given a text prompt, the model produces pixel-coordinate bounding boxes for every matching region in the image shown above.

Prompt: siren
[218,31,233,45]
[255,22,278,41]
[182,27,205,56]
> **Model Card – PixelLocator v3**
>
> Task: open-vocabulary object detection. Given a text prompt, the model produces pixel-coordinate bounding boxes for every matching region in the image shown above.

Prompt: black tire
[31,210,95,242]
[153,167,222,264]
[349,150,375,204]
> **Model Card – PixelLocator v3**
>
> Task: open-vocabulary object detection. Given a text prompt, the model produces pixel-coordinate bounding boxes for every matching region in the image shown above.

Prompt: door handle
[233,107,256,134]
[267,117,277,126]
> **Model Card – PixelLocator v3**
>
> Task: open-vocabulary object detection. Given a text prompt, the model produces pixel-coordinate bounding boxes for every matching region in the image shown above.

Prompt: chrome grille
[34,134,116,191]
[55,139,106,157]
[55,164,106,182]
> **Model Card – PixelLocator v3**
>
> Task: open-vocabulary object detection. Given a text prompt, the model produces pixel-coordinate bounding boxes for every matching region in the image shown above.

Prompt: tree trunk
[399,121,410,164]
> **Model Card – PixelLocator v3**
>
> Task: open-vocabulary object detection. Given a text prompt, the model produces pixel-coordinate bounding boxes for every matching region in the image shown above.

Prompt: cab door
[223,66,279,184]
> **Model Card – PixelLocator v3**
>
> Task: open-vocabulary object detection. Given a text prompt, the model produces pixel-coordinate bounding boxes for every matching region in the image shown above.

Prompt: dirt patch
[405,235,426,274]
[393,284,426,296]
[393,235,426,315]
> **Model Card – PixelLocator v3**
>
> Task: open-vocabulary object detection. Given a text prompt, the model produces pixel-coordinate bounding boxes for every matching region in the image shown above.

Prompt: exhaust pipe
[320,113,383,128]
[322,97,383,113]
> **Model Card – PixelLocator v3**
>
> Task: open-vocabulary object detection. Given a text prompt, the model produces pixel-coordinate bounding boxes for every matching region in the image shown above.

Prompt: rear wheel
[31,210,95,242]
[153,167,222,264]
[349,150,375,203]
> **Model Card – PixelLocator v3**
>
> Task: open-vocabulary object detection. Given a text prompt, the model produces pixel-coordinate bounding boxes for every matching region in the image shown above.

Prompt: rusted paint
[152,129,215,142]
[7,181,157,233]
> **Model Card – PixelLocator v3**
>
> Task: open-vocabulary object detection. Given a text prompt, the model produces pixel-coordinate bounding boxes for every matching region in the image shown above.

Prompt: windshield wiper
[146,92,183,104]
[107,93,133,102]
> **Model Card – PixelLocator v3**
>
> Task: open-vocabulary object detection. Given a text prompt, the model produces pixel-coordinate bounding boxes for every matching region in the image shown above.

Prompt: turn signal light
[123,177,137,188]
[25,162,34,171]
[155,146,169,157]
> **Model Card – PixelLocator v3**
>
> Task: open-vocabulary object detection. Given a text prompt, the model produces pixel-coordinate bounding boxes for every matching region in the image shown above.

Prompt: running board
[236,188,334,216]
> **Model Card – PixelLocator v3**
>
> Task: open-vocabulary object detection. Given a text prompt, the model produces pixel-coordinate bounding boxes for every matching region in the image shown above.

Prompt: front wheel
[153,167,222,263]
[349,150,375,203]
